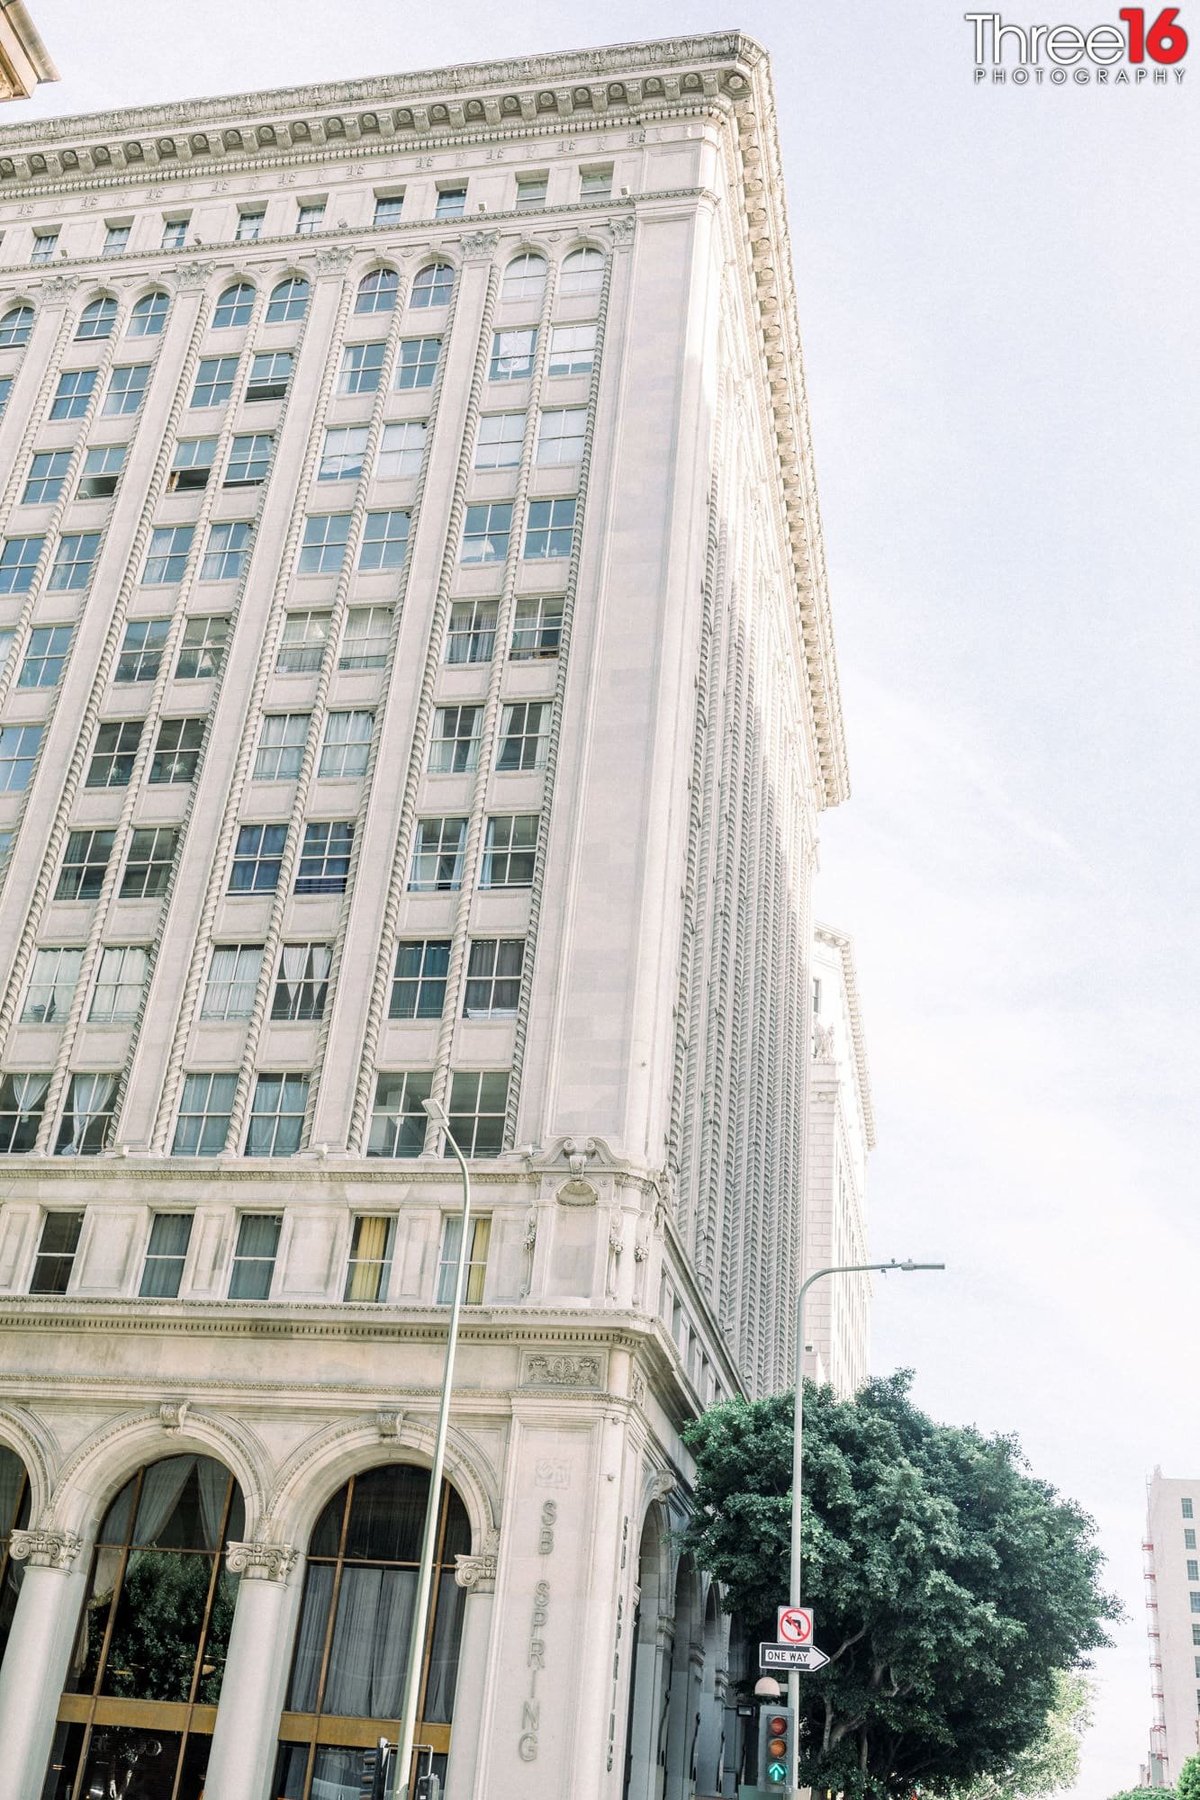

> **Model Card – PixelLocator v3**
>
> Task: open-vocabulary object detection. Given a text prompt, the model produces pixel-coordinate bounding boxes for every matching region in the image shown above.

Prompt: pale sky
[8,2,1198,1794]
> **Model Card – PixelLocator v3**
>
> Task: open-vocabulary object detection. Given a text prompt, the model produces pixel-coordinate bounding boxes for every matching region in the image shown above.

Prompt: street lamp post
[392,1098,472,1800]
[787,1258,944,1799]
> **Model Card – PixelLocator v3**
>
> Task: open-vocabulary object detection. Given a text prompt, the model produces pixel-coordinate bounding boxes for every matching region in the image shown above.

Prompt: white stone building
[1145,1470,1200,1784]
[0,33,856,1800]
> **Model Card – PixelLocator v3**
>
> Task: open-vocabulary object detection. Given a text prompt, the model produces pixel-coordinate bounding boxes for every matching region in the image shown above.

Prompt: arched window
[266,276,310,325]
[502,252,547,306]
[273,1465,470,1798]
[212,281,255,329]
[0,1445,31,1667]
[42,1454,244,1800]
[0,303,34,348]
[76,297,118,341]
[410,262,454,310]
[560,246,604,299]
[356,268,399,315]
[128,291,169,337]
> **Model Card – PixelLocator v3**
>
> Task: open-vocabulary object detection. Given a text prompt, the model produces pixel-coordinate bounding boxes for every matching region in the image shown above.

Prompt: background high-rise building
[0,34,863,1800]
[1145,1469,1200,1784]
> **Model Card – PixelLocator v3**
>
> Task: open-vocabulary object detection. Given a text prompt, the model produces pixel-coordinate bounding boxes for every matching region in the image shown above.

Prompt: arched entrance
[695,1586,724,1797]
[0,1444,31,1666]
[623,1507,668,1800]
[663,1554,701,1800]
[42,1452,244,1798]
[272,1464,469,1799]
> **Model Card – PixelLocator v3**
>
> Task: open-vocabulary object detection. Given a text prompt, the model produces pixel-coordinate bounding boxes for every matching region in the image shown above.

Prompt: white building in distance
[1145,1469,1200,1784]
[0,33,863,1800]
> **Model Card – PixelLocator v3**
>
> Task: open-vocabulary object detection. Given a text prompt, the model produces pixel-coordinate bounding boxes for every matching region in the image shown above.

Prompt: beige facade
[0,33,856,1800]
[1145,1470,1200,1783]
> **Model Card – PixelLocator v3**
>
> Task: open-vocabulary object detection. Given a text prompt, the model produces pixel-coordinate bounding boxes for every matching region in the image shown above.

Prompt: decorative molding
[522,1351,604,1388]
[610,212,637,244]
[458,229,499,260]
[812,1021,836,1062]
[376,1408,402,1439]
[34,272,78,301]
[9,1525,82,1570]
[308,243,354,274]
[172,259,217,291]
[453,1526,499,1590]
[225,1539,298,1582]
[158,1398,191,1433]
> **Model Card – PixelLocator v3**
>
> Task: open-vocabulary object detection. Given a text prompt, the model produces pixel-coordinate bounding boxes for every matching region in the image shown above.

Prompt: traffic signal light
[758,1704,794,1787]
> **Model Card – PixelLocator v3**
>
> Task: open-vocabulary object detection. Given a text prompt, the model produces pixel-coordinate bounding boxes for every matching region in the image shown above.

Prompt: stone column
[0,1528,89,1800]
[445,1532,499,1797]
[203,1540,302,1800]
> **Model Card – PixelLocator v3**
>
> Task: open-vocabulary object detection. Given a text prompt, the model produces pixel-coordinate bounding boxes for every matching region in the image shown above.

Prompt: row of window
[0,1064,509,1161]
[21,1201,493,1302]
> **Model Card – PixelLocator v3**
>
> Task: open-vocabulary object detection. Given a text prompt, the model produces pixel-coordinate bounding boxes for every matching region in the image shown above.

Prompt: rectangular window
[367,1070,433,1157]
[338,340,386,395]
[29,1211,84,1291]
[515,173,548,211]
[318,426,368,483]
[318,711,373,779]
[429,704,481,774]
[294,821,354,894]
[77,445,125,500]
[1194,1626,1200,1646]
[245,1076,308,1158]
[436,1213,492,1302]
[548,323,597,377]
[461,502,511,564]
[86,720,141,789]
[18,625,72,689]
[296,200,326,235]
[0,535,44,591]
[0,724,42,792]
[23,450,72,505]
[103,224,131,256]
[579,165,613,201]
[464,939,524,1018]
[298,513,351,575]
[56,829,114,901]
[344,1215,395,1302]
[161,216,190,249]
[446,1069,509,1158]
[277,611,330,673]
[475,412,525,470]
[510,596,563,660]
[120,827,178,899]
[409,817,467,891]
[31,229,60,265]
[175,615,228,680]
[230,824,287,892]
[49,532,102,591]
[445,598,497,665]
[236,209,265,242]
[497,700,549,771]
[169,436,219,492]
[55,1073,116,1156]
[359,510,410,572]
[102,364,150,416]
[0,1073,48,1153]
[225,433,274,487]
[200,520,252,582]
[490,328,536,381]
[395,337,441,390]
[149,717,205,784]
[1191,1594,1200,1614]
[389,940,451,1020]
[339,606,391,670]
[1187,1530,1197,1550]
[143,524,194,584]
[435,186,467,220]
[191,355,239,408]
[115,617,170,682]
[374,194,405,227]
[254,713,309,781]
[21,946,84,1024]
[0,376,11,417]
[271,942,332,1022]
[201,945,263,1020]
[377,420,425,480]
[481,814,538,888]
[537,407,587,465]
[524,497,575,559]
[228,1212,283,1293]
[246,351,293,402]
[50,369,97,420]
[88,944,149,1024]
[1187,1500,1196,1519]
[139,1212,194,1297]
[1189,1561,1199,1582]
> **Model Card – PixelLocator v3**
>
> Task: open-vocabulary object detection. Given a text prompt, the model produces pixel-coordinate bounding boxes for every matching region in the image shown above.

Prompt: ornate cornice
[9,1525,82,1570]
[225,1538,298,1582]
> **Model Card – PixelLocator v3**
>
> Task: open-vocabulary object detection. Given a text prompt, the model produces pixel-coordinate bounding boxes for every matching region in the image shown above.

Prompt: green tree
[1105,1791,1169,1800]
[682,1373,1119,1799]
[1176,1755,1200,1800]
[954,1670,1092,1800]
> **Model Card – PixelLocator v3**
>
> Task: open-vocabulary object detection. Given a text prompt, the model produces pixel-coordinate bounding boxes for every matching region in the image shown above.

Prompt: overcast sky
[8,2,1197,1792]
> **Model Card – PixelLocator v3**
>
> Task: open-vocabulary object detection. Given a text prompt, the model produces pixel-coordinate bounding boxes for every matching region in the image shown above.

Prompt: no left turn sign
[776,1605,814,1646]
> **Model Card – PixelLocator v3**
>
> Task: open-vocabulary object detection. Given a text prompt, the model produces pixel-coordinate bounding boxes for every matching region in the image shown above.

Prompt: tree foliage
[953,1670,1092,1800]
[1177,1756,1200,1800]
[682,1373,1119,1799]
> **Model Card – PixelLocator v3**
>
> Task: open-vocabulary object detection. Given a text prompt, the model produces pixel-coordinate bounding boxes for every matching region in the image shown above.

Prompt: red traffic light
[768,1716,788,1734]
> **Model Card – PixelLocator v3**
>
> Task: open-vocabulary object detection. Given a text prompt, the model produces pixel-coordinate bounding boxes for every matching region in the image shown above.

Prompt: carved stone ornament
[376,1408,403,1439]
[611,212,637,243]
[524,1352,602,1388]
[36,273,78,301]
[225,1540,298,1583]
[459,229,499,260]
[9,1527,83,1571]
[522,1209,539,1254]
[647,1469,676,1502]
[309,244,354,274]
[174,260,217,292]
[454,1527,499,1590]
[813,1022,836,1061]
[159,1399,190,1433]
[631,1371,646,1408]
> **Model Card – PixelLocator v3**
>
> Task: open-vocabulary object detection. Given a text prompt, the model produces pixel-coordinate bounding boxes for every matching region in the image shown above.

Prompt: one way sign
[759,1642,831,1672]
